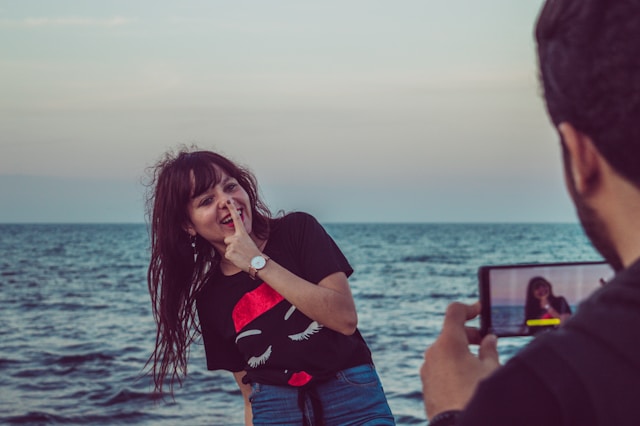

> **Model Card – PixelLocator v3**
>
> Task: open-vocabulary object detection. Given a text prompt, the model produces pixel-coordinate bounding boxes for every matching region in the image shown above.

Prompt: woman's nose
[218,196,233,209]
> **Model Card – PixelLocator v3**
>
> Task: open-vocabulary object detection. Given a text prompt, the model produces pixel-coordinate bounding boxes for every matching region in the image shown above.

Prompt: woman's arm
[223,202,358,335]
[254,266,358,335]
[233,371,253,426]
[544,300,571,323]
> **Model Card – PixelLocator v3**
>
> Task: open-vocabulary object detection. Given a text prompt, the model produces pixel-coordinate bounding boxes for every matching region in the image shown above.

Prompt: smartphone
[479,261,614,337]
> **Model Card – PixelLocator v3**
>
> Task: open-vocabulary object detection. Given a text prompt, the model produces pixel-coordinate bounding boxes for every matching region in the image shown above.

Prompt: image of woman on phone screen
[524,276,572,334]
[145,148,394,425]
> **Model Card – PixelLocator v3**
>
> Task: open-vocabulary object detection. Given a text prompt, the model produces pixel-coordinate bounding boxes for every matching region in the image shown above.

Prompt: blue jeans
[249,364,395,425]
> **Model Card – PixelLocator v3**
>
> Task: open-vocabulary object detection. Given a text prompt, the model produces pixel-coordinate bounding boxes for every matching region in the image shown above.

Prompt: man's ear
[558,122,601,196]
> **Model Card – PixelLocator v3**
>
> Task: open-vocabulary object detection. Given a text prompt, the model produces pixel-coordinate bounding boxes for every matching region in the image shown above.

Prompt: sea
[0,222,604,425]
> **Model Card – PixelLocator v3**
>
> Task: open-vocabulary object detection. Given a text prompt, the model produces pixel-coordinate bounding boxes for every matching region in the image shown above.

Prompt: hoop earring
[190,235,197,263]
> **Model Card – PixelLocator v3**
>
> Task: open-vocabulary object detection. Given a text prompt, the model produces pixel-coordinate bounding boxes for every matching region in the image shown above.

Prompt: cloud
[0,16,134,28]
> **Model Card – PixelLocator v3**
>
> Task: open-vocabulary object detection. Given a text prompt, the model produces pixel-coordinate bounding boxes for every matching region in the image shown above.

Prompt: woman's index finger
[226,199,246,234]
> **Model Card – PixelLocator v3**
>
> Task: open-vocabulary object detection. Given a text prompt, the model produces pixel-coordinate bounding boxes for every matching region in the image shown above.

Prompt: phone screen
[479,261,614,337]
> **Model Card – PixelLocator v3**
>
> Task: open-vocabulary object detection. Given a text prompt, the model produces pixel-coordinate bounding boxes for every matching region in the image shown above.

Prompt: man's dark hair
[535,0,640,188]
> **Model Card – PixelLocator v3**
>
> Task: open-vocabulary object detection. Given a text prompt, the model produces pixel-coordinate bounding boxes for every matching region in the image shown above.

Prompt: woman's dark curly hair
[144,147,272,394]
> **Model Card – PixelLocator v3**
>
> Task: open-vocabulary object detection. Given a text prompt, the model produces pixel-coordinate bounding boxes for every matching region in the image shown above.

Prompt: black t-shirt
[529,296,572,320]
[527,296,572,334]
[196,212,372,387]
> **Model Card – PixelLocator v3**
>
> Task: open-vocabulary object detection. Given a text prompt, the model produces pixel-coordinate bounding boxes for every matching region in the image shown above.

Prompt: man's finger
[441,302,482,347]
[478,334,500,366]
[464,326,483,345]
[443,302,481,330]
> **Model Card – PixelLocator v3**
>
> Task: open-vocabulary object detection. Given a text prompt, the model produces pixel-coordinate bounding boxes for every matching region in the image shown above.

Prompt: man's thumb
[478,334,499,365]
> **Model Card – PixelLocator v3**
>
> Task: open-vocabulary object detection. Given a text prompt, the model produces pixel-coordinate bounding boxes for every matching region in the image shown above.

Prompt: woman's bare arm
[233,371,253,426]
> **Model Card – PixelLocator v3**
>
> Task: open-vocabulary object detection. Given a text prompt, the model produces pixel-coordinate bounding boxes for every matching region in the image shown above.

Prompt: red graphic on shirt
[232,283,284,333]
[288,371,313,387]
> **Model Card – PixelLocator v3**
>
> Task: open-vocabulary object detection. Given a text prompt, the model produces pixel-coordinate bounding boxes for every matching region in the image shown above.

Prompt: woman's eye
[200,197,213,206]
[225,183,238,192]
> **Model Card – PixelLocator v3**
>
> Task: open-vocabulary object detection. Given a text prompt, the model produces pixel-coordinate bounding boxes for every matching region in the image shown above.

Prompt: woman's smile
[221,208,244,227]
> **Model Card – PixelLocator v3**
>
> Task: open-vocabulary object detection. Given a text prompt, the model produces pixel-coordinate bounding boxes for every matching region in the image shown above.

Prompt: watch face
[251,256,266,269]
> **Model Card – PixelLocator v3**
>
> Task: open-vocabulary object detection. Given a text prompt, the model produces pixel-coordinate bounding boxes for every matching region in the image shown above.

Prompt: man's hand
[421,302,500,419]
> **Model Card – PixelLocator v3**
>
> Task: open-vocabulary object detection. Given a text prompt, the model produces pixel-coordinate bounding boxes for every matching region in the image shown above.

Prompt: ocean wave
[400,254,469,265]
[0,222,601,425]
[2,410,155,425]
[4,411,67,425]
[100,388,162,406]
[56,352,115,365]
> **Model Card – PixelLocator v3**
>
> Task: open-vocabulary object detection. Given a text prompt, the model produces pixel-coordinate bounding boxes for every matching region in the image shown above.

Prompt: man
[421,1,640,425]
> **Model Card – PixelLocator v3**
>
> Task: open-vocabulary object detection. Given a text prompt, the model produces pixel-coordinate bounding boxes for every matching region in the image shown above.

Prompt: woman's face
[184,165,253,252]
[533,283,550,300]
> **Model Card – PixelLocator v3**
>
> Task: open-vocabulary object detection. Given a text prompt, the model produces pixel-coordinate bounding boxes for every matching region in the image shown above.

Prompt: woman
[524,276,572,334]
[146,148,394,425]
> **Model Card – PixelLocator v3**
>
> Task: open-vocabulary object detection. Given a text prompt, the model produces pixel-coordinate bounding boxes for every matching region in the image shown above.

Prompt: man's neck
[598,176,640,269]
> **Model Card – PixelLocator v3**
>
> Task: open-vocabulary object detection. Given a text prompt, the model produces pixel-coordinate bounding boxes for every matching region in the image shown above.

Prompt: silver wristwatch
[249,254,270,280]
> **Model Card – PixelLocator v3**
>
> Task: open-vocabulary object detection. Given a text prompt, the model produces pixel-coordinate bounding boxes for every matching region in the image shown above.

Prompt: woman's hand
[223,200,263,272]
[544,304,571,323]
[539,295,549,308]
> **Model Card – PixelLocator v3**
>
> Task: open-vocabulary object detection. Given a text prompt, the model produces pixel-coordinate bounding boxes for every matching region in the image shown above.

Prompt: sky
[0,0,576,223]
